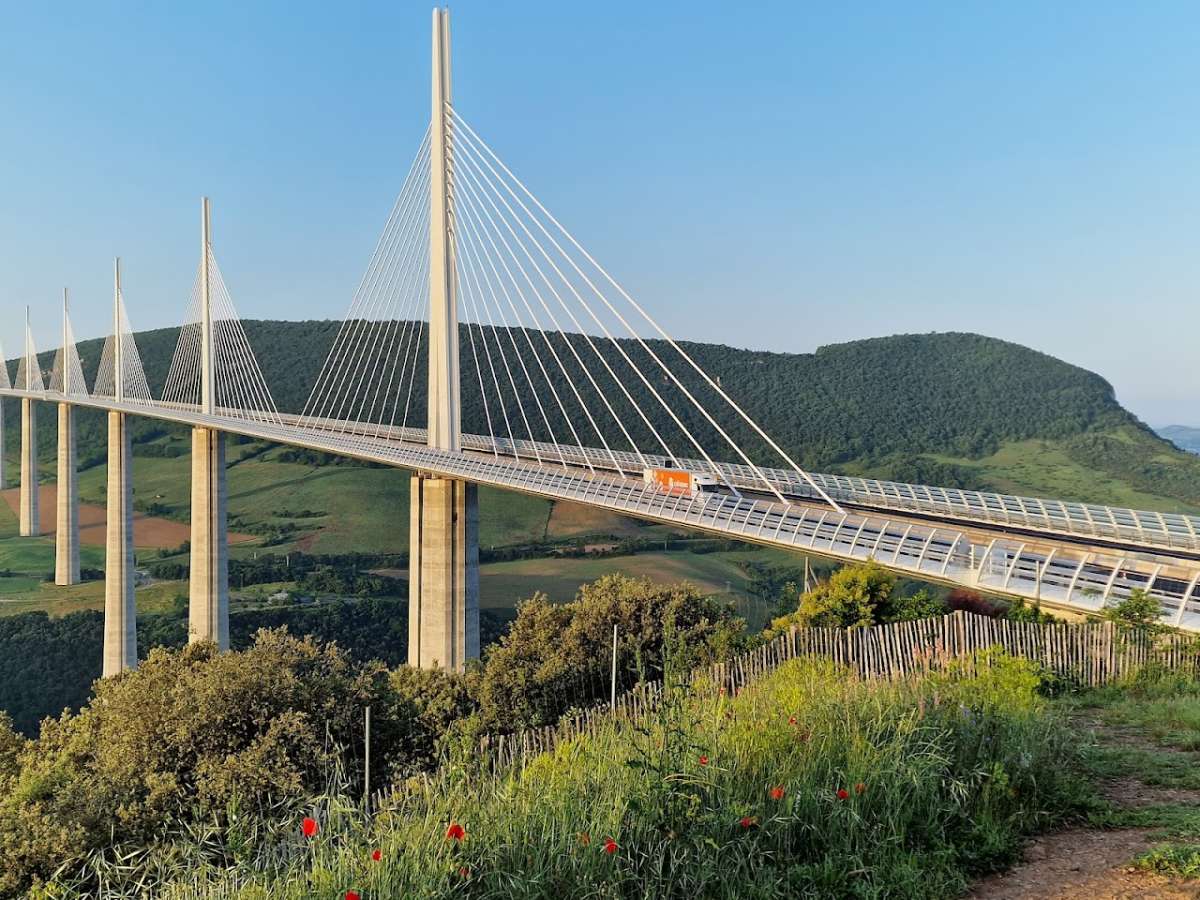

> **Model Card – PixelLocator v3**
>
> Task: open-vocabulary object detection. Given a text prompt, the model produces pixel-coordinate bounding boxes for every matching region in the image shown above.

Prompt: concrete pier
[19,398,37,536]
[408,474,479,671]
[188,426,229,649]
[103,410,137,675]
[54,403,79,584]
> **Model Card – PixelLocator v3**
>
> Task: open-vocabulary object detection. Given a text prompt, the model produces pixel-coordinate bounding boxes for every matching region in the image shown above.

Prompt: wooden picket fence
[478,611,1200,773]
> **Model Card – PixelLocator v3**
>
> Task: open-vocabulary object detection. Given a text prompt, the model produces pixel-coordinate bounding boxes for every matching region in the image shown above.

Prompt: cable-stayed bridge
[5,9,1200,677]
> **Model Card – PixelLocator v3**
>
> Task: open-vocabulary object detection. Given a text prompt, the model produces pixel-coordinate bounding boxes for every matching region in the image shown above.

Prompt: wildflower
[769,785,785,801]
[446,822,466,842]
[345,892,360,900]
[739,816,756,829]
[836,788,850,800]
[301,817,319,838]
[788,715,797,726]
[699,755,709,766]
[855,782,866,795]
[719,686,727,696]
[459,867,471,878]
[603,838,618,854]
[371,849,382,861]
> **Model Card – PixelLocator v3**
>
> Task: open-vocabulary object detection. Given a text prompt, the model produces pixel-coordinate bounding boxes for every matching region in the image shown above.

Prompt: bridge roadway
[11,386,1200,631]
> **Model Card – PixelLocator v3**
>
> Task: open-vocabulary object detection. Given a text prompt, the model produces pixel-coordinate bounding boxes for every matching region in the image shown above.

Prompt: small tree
[766,561,896,634]
[1102,588,1163,632]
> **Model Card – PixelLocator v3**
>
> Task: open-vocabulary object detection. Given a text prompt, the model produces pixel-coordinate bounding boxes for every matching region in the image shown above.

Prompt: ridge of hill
[1158,424,1200,455]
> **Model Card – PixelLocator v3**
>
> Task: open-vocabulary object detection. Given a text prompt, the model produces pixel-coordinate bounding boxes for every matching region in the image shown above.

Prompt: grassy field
[73,445,659,556]
[901,437,1200,513]
[478,547,801,628]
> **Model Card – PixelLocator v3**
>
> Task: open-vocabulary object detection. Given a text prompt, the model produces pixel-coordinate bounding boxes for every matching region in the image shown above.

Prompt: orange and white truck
[642,468,722,496]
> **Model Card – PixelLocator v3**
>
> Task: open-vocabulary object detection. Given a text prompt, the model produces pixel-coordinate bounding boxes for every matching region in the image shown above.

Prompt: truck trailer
[642,468,722,496]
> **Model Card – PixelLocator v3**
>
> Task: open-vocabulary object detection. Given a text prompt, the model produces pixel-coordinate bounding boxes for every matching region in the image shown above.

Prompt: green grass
[479,548,796,629]
[905,438,1200,513]
[76,449,646,557]
[1134,843,1200,878]
[77,653,1084,899]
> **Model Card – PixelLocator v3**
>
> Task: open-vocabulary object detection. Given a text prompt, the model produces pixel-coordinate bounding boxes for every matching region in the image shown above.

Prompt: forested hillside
[8,324,1200,507]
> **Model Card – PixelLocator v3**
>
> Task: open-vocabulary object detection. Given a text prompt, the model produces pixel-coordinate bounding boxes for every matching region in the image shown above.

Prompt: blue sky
[1,1,1198,424]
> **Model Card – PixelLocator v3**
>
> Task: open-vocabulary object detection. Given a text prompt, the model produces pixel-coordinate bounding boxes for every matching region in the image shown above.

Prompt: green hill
[6,324,1198,512]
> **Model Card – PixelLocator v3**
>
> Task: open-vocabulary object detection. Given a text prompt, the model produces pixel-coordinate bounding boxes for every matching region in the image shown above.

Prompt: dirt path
[968,716,1200,899]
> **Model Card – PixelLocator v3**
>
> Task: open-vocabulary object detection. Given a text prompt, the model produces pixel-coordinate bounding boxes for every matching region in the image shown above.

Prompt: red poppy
[769,785,785,800]
[855,782,866,795]
[345,892,360,900]
[836,788,850,800]
[699,755,709,766]
[603,838,618,855]
[446,822,466,842]
[371,848,382,861]
[301,817,319,838]
[459,867,471,878]
[788,715,797,726]
[739,816,756,829]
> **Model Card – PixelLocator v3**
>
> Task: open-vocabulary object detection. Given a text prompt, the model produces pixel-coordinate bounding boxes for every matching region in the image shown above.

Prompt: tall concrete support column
[54,403,79,584]
[188,426,228,648]
[103,410,136,676]
[408,474,478,671]
[19,398,37,536]
[408,9,480,671]
[0,399,6,490]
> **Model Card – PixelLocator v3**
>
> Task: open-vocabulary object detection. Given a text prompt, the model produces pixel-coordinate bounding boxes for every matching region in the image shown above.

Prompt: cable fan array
[299,128,432,439]
[14,320,44,393]
[92,288,153,403]
[298,113,835,508]
[162,249,280,425]
[48,312,89,397]
[443,108,834,506]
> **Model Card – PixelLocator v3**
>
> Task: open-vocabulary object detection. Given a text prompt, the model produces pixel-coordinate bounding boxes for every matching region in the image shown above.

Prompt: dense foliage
[0,631,415,895]
[0,599,508,737]
[32,651,1090,899]
[470,574,745,732]
[766,561,950,634]
[0,574,748,896]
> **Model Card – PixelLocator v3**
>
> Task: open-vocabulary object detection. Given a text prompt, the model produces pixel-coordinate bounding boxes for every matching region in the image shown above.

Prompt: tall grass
[41,653,1088,899]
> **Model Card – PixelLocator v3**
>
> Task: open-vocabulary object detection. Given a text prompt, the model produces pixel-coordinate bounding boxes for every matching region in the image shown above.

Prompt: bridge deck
[7,387,1200,631]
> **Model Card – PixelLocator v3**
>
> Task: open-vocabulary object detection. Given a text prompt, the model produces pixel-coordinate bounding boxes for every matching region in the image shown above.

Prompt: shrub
[471,574,744,731]
[0,630,417,896]
[766,561,895,633]
[880,587,949,623]
[1103,588,1163,631]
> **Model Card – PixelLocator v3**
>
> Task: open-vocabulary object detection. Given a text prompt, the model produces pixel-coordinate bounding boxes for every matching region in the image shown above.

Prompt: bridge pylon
[409,7,480,671]
[54,289,80,585]
[18,309,39,537]
[103,259,137,675]
[188,197,230,650]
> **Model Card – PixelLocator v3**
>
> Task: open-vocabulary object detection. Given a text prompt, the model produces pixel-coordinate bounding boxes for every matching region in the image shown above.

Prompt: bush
[471,574,745,731]
[766,561,896,633]
[880,587,949,623]
[0,630,418,896]
[1103,588,1163,631]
